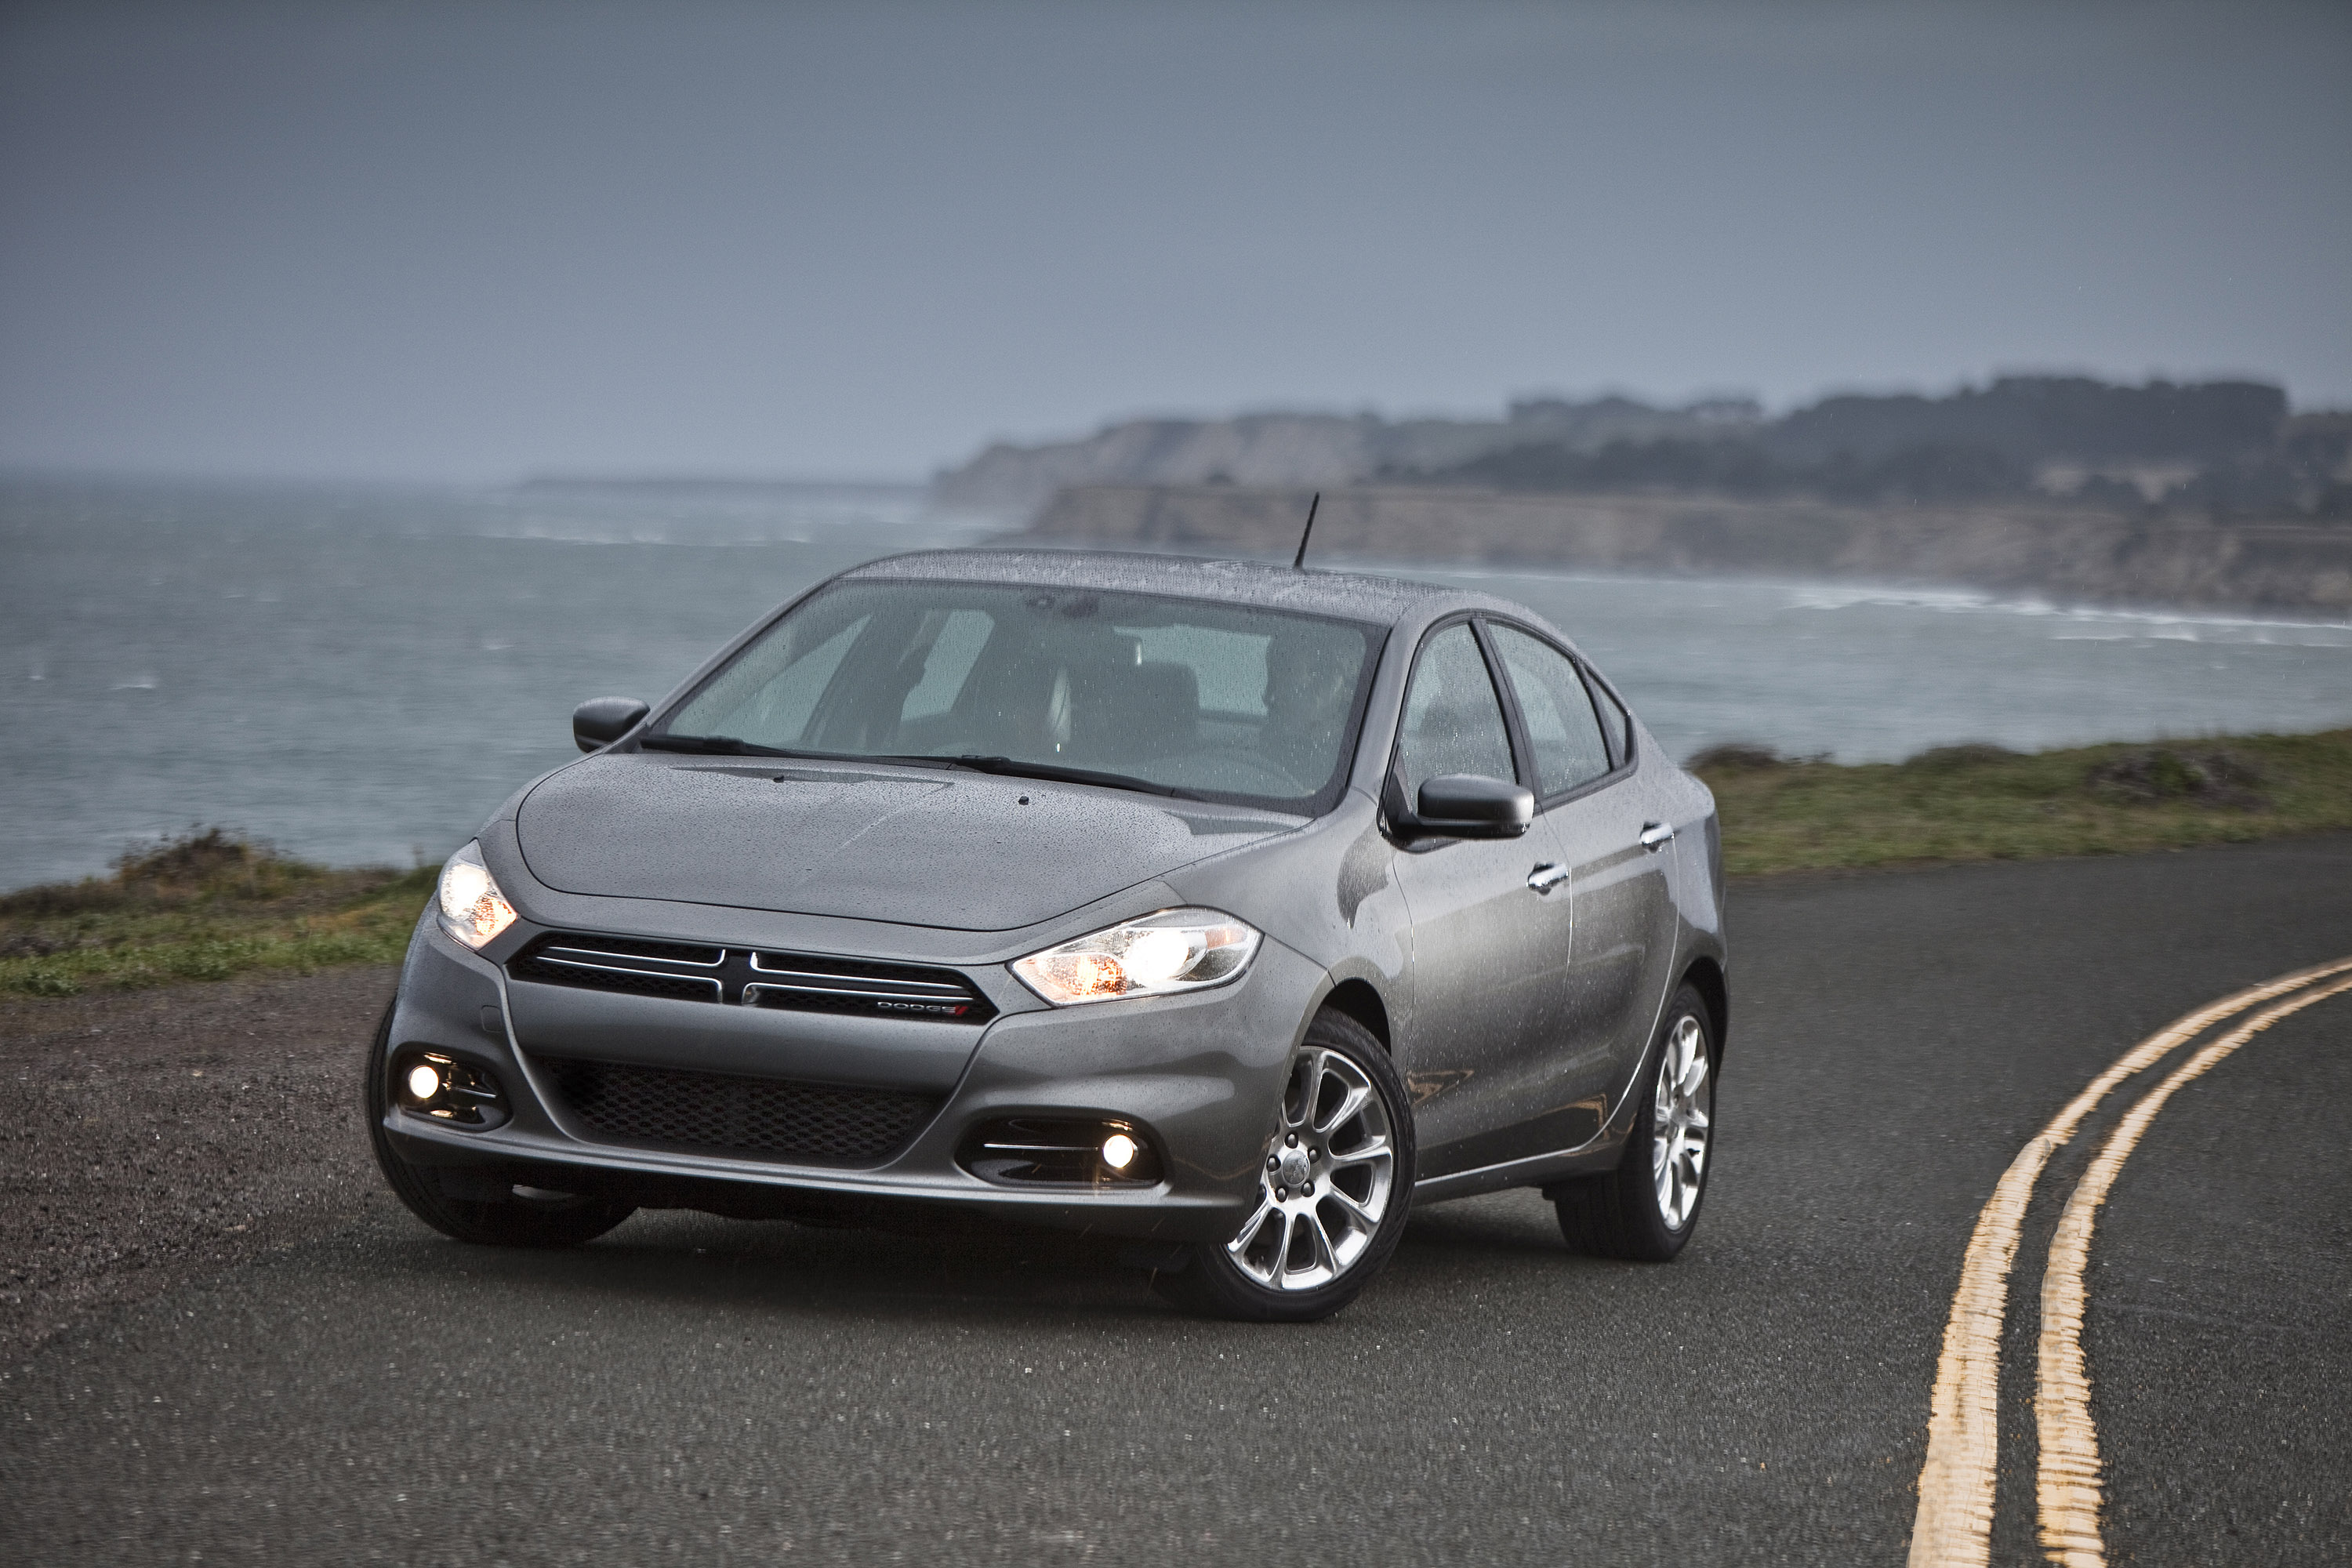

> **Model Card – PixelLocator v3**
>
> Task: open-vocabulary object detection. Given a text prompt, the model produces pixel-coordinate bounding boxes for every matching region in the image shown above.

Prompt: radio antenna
[1291,492,1321,571]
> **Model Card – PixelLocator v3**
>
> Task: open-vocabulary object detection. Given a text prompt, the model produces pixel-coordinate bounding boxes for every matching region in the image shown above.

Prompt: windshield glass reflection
[660,581,1381,811]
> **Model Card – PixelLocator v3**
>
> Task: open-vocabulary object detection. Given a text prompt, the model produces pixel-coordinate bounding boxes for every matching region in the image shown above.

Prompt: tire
[365,998,635,1247]
[1156,1007,1416,1323]
[1552,982,1716,1261]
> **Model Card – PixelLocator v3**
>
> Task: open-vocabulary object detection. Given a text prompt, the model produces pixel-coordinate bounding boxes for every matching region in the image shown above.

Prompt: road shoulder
[0,964,397,1363]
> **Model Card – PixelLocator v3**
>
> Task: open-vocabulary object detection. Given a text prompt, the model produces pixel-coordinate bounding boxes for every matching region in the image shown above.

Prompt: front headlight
[1011,908,1261,1006]
[436,840,517,949]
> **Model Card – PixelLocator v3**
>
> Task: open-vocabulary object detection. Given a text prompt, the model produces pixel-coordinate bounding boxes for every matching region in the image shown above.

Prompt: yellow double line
[1906,955,2352,1568]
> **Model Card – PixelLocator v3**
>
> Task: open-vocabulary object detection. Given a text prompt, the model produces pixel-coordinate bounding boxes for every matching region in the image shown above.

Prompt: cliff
[1020,485,2352,613]
[931,397,1759,517]
[933,378,2337,522]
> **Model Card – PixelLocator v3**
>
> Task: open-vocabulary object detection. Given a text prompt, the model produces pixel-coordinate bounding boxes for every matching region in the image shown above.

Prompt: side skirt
[1407,1103,1637,1207]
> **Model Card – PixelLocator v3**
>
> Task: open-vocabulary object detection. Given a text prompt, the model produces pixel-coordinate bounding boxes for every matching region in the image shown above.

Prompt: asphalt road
[5,834,2351,1566]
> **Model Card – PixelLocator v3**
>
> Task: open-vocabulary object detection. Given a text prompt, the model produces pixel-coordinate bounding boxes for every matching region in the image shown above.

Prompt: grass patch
[1,828,433,999]
[1695,728,2352,877]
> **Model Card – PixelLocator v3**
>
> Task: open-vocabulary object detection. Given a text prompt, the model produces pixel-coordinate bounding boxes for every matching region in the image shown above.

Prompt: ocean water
[5,474,2350,890]
[1423,565,2352,769]
[0,475,982,890]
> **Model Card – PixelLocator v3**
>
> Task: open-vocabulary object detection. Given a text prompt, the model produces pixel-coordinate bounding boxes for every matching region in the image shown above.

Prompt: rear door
[1487,624,1681,1145]
[1385,621,1579,1179]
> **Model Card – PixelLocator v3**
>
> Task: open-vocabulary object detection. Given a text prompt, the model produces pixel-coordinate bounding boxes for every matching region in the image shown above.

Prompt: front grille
[508,932,993,1022]
[509,934,723,1003]
[744,952,991,1020]
[540,1058,941,1166]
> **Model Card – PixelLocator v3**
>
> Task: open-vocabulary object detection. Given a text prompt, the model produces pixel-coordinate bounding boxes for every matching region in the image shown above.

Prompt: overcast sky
[2,1,2347,482]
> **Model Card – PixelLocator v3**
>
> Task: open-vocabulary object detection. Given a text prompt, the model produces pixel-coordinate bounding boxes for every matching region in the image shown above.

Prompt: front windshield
[659,579,1382,810]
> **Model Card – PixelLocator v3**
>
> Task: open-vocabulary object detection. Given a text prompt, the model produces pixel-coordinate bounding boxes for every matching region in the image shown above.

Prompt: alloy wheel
[1650,1014,1711,1230]
[1226,1045,1397,1290]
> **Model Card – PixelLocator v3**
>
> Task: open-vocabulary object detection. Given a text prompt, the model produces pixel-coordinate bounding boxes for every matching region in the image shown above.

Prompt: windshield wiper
[935,754,1196,800]
[642,739,1193,799]
[637,733,804,758]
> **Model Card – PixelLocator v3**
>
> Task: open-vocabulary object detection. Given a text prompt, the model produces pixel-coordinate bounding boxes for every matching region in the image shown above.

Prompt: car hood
[514,755,1298,932]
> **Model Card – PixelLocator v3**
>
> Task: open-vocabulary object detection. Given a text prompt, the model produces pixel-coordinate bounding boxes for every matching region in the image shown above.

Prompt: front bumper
[379,910,1320,1244]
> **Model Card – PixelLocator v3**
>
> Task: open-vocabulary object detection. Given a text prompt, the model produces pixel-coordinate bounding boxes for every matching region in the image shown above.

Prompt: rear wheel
[1156,1008,1415,1322]
[365,998,635,1247]
[1552,983,1715,1261]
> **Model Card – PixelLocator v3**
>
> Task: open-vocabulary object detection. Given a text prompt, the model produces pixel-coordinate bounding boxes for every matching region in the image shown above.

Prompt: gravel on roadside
[0,964,397,1363]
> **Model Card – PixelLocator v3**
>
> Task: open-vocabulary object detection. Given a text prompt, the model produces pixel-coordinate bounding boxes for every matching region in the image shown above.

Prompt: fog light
[389,1049,510,1131]
[960,1116,1163,1186]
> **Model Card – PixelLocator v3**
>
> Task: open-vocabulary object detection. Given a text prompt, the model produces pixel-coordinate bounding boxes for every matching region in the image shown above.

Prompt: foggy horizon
[5,0,2348,486]
[12,366,2346,495]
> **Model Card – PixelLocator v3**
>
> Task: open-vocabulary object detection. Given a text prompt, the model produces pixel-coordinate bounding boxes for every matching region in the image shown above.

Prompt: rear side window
[1490,623,1612,797]
[1395,622,1516,801]
[1588,673,1634,767]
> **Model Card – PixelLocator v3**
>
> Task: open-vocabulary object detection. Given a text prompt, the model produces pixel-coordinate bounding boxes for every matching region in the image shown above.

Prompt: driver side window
[1395,623,1516,804]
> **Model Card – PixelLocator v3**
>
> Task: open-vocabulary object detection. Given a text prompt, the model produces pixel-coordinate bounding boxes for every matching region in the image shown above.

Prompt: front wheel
[1157,1008,1416,1323]
[364,998,635,1247]
[1552,983,1715,1261]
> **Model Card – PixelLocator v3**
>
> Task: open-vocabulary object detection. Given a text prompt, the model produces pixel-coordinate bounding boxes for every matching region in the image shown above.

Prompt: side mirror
[573,696,650,753]
[1414,774,1535,838]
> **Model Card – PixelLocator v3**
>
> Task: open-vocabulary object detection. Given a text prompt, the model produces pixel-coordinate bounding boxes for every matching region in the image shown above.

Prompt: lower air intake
[539,1058,939,1166]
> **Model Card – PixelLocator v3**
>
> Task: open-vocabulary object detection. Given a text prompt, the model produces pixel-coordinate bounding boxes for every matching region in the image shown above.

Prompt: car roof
[843,547,1494,627]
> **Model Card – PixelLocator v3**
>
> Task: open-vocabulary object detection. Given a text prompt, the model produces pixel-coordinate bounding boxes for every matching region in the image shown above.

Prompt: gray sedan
[370,549,1726,1321]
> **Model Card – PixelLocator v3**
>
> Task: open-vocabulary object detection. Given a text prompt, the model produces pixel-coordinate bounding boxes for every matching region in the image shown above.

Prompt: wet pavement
[4,835,2349,1565]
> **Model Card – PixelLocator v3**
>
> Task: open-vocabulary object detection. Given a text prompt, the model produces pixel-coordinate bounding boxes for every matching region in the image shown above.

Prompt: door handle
[1639,821,1675,851]
[1526,862,1570,895]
